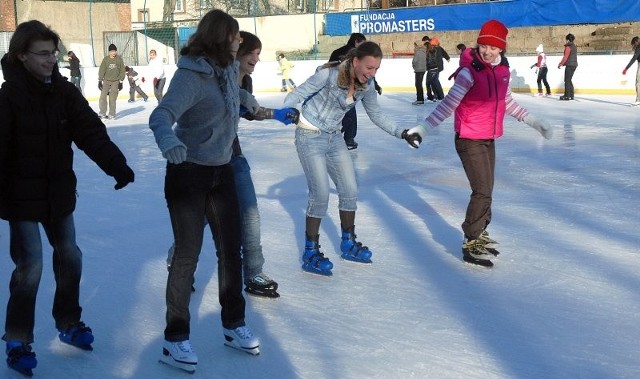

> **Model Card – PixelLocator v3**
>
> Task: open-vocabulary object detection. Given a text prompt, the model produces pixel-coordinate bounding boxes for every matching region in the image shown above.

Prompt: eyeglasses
[28,50,59,58]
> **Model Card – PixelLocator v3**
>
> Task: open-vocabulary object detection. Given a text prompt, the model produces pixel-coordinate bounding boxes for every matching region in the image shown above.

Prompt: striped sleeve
[505,89,529,121]
[424,68,473,128]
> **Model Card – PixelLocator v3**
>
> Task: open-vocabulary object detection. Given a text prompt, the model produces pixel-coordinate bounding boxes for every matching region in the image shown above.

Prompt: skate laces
[232,326,254,340]
[175,340,194,353]
[251,273,273,285]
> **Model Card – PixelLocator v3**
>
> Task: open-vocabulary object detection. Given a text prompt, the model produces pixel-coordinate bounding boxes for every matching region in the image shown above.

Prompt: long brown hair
[179,9,239,67]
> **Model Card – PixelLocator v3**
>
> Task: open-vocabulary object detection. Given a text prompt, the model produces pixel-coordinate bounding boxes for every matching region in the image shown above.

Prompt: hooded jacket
[0,54,131,221]
[149,55,241,166]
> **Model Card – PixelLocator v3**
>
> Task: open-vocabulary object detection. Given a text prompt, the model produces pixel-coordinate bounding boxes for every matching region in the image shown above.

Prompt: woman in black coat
[0,20,134,376]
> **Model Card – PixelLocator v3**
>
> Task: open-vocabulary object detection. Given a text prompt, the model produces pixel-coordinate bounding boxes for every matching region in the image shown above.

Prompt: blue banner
[325,0,640,36]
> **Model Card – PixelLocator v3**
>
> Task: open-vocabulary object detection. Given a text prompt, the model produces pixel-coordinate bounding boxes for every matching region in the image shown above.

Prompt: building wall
[11,1,132,67]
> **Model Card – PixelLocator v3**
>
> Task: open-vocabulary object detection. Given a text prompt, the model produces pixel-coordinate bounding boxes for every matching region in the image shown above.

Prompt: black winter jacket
[0,54,131,221]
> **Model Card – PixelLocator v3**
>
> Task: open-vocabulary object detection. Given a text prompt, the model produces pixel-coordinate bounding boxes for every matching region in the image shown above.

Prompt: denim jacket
[283,64,403,138]
[149,55,241,166]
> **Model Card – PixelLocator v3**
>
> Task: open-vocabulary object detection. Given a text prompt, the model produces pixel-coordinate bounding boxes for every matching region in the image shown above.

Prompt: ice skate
[58,321,94,351]
[159,340,197,373]
[462,238,494,268]
[6,342,37,377]
[302,234,333,276]
[223,325,260,355]
[340,226,372,264]
[245,272,280,298]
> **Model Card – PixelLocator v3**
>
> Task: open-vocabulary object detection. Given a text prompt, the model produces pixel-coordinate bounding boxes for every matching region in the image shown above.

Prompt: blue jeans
[3,214,83,343]
[164,162,245,341]
[70,76,82,93]
[230,154,264,279]
[295,128,358,218]
[341,107,358,143]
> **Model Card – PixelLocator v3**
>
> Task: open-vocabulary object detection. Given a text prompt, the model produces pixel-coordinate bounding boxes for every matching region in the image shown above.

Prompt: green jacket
[98,55,125,82]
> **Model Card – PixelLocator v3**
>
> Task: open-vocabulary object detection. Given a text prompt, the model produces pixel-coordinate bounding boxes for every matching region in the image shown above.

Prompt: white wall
[1,54,635,100]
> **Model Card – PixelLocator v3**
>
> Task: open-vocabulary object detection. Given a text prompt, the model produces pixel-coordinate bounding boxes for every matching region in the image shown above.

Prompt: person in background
[428,37,449,100]
[66,50,81,93]
[404,19,553,268]
[622,36,640,106]
[0,20,134,377]
[558,33,578,101]
[411,40,427,105]
[328,33,382,150]
[97,43,125,119]
[149,9,262,374]
[425,39,442,102]
[283,41,418,276]
[531,44,551,97]
[125,65,149,103]
[448,44,467,81]
[277,53,296,92]
[148,49,166,103]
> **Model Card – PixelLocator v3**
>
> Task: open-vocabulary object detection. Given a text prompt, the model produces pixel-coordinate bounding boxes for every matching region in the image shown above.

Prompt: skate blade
[245,289,281,299]
[60,340,93,351]
[301,264,333,276]
[340,255,372,264]
[224,342,260,356]
[159,355,196,373]
[8,364,34,377]
[463,255,494,268]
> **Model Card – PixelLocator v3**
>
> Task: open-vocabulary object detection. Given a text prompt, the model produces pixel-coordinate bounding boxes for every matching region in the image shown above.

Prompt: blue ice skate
[340,226,372,264]
[302,235,333,276]
[58,321,94,351]
[6,341,37,377]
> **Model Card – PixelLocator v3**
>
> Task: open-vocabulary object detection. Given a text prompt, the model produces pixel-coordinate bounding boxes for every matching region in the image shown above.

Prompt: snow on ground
[0,92,638,378]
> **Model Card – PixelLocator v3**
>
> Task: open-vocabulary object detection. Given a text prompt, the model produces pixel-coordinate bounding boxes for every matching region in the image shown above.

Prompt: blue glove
[163,145,187,164]
[273,108,300,125]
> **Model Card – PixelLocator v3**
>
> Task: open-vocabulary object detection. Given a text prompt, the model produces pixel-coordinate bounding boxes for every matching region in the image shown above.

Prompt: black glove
[118,82,123,91]
[113,164,135,190]
[375,83,382,95]
[98,80,103,90]
[402,129,422,149]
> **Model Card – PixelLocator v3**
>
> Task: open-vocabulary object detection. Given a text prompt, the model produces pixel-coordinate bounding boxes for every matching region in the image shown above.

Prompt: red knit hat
[477,19,508,49]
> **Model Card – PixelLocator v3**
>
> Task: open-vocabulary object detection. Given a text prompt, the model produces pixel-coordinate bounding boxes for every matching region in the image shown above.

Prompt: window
[175,0,184,12]
[137,9,149,22]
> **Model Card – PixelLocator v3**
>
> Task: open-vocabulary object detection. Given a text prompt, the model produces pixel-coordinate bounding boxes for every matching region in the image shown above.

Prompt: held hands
[401,128,424,149]
[98,80,103,90]
[113,164,135,190]
[273,108,300,125]
[623,69,627,75]
[523,114,553,140]
[153,77,159,87]
[118,82,123,91]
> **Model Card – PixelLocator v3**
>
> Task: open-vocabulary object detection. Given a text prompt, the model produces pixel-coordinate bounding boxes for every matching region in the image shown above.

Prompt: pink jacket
[454,49,510,139]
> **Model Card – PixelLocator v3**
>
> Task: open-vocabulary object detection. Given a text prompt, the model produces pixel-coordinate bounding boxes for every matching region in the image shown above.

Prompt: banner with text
[325,0,640,36]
